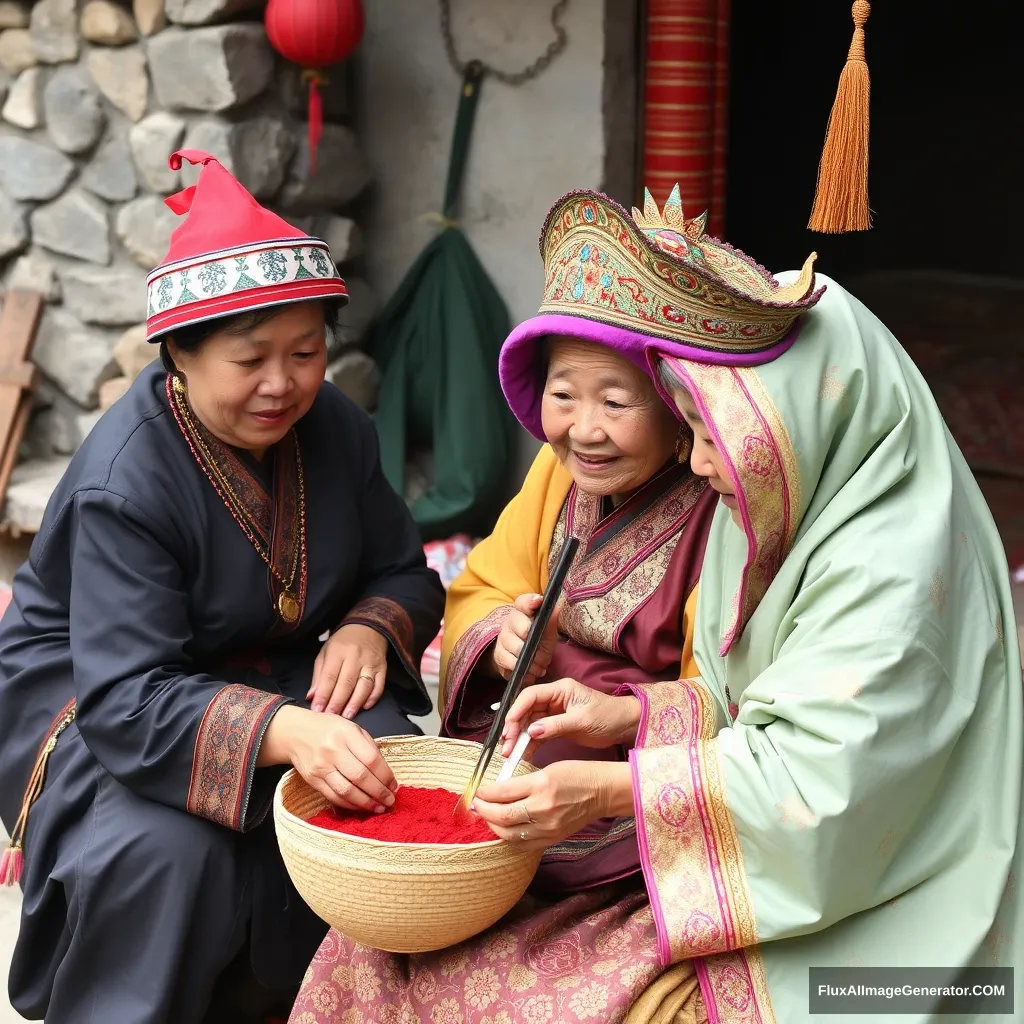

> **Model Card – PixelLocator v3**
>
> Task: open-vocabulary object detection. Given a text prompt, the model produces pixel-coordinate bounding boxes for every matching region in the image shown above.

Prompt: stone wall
[0,0,378,532]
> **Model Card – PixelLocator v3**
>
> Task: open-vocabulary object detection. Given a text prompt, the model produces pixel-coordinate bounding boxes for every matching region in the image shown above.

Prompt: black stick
[457,535,580,809]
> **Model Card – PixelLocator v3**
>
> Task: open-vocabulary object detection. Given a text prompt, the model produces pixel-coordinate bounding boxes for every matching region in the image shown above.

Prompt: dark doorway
[727,0,1024,569]
[727,0,1022,281]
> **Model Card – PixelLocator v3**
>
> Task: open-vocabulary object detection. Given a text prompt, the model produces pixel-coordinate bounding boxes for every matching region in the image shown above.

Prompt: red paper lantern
[265,0,366,175]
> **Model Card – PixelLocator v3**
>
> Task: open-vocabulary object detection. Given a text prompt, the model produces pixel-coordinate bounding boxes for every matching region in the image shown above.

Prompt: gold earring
[675,426,691,463]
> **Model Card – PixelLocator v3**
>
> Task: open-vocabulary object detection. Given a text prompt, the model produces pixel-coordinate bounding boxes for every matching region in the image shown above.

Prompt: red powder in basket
[307,786,496,844]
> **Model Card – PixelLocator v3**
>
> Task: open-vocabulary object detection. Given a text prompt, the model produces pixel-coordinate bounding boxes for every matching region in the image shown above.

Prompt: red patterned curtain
[642,0,731,238]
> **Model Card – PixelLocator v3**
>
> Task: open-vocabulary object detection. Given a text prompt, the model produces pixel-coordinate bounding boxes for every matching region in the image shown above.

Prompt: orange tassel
[808,1,872,233]
[2,700,76,887]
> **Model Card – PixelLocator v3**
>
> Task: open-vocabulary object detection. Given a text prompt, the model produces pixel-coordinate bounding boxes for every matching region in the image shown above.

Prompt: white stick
[495,730,532,783]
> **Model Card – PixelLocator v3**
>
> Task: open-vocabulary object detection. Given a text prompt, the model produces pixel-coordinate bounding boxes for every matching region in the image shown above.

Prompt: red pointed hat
[145,150,349,342]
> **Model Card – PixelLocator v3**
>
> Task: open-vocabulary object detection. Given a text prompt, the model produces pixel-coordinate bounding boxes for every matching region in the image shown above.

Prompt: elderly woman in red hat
[0,151,444,1024]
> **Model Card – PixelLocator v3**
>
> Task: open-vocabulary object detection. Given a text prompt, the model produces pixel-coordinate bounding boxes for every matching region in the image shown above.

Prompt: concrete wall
[353,0,607,475]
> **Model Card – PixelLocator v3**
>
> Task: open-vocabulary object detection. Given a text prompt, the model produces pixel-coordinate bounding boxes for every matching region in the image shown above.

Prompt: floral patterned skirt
[288,884,705,1024]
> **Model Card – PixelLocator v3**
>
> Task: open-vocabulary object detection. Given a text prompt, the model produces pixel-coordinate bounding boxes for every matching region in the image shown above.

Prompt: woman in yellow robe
[288,185,825,1024]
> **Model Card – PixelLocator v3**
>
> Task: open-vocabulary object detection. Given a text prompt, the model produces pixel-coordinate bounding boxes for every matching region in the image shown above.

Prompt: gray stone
[329,351,380,411]
[86,45,149,121]
[76,408,104,440]
[1,65,39,128]
[29,383,92,455]
[320,215,362,265]
[0,137,75,201]
[279,61,350,122]
[81,1,139,45]
[334,277,376,348]
[113,323,153,378]
[129,111,186,192]
[0,188,27,259]
[60,264,148,326]
[232,117,295,200]
[165,0,261,24]
[178,117,233,183]
[29,0,79,65]
[147,24,273,113]
[33,306,119,407]
[33,406,82,455]
[81,133,137,202]
[181,116,294,199]
[0,28,35,74]
[1,456,73,532]
[115,193,177,269]
[31,189,111,265]
[133,0,166,36]
[0,3,28,30]
[44,65,107,154]
[7,251,61,301]
[281,125,370,212]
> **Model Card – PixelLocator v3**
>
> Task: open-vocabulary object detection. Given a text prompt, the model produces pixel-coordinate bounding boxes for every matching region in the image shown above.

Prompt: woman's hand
[472,761,635,851]
[491,593,560,682]
[499,677,641,762]
[307,623,388,718]
[259,705,397,813]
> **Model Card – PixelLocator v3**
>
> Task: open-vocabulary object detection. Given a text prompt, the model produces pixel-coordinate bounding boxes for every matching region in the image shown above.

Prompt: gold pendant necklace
[168,375,306,625]
[277,591,300,624]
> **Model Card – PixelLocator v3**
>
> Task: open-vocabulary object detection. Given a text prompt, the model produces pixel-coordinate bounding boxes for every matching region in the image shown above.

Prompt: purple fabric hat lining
[499,312,801,440]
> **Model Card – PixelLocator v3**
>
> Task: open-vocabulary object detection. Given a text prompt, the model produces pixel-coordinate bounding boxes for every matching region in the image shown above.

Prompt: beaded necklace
[166,373,307,624]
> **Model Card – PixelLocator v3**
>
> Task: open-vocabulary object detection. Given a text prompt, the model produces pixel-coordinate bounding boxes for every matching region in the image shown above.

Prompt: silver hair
[655,356,685,395]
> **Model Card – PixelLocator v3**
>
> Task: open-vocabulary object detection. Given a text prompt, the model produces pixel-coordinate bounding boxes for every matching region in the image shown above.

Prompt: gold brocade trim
[549,471,705,655]
[632,681,759,962]
[699,947,777,1024]
[633,678,718,748]
[187,684,287,830]
[538,190,821,357]
[675,362,801,654]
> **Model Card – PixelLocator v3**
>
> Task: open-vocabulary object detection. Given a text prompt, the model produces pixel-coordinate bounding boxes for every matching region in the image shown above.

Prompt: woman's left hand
[307,623,388,718]
[471,761,635,852]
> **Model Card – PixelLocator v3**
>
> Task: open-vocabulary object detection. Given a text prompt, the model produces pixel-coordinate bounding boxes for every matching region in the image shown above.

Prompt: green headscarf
[637,272,1021,1022]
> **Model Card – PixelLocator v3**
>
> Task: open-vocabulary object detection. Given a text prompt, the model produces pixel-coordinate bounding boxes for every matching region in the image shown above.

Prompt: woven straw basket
[274,735,542,953]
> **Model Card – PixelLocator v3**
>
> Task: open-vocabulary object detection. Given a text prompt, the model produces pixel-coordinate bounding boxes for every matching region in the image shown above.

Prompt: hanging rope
[438,0,570,86]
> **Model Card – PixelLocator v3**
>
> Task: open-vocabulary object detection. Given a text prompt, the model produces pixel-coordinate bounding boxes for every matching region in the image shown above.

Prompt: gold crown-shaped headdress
[537,184,823,358]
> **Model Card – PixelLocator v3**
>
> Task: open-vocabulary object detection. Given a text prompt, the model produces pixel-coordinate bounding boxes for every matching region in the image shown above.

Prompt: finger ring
[519,830,528,841]
[358,672,374,682]
[519,802,536,825]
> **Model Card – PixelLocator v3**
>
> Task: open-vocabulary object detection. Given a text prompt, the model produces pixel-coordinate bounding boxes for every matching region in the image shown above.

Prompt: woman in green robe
[494,193,1022,1021]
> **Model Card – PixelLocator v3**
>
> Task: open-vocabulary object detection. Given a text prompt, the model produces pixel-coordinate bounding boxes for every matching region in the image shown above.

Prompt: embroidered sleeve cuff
[440,605,511,731]
[187,684,290,832]
[339,596,419,681]
[625,680,758,965]
[614,678,725,748]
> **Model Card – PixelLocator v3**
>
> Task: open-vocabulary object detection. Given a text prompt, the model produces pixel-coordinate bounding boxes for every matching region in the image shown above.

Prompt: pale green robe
[629,272,1021,1023]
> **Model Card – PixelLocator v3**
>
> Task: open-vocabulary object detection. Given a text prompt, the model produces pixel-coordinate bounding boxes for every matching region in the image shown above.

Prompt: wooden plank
[0,290,44,517]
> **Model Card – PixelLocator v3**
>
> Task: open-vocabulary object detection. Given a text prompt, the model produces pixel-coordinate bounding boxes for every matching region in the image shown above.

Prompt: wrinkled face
[673,387,741,526]
[540,336,679,500]
[167,302,328,456]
